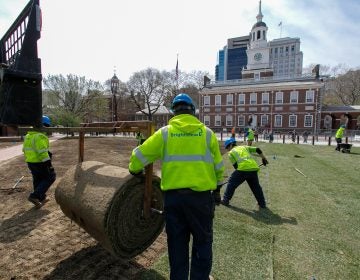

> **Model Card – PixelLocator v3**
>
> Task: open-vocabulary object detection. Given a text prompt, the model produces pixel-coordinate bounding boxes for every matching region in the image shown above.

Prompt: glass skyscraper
[215,36,249,81]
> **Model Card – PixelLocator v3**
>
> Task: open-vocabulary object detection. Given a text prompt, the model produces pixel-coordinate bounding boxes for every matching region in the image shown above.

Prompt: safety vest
[228,145,259,171]
[129,114,224,191]
[335,127,344,139]
[247,129,254,141]
[22,131,51,163]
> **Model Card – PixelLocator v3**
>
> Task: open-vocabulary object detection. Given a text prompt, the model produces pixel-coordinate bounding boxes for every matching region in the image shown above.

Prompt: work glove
[129,169,144,178]
[262,158,269,166]
[212,190,221,206]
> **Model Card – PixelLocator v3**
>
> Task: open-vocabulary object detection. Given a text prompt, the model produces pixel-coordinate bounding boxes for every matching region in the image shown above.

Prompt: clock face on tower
[254,52,262,61]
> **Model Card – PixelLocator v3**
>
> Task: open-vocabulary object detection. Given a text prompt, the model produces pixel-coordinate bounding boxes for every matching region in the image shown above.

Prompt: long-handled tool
[12,175,24,189]
[0,175,25,192]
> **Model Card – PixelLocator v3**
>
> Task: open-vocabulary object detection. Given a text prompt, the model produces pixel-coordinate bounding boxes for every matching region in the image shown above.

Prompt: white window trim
[204,115,210,126]
[238,115,245,126]
[226,94,233,105]
[250,92,257,105]
[226,115,233,126]
[215,95,221,106]
[261,115,269,126]
[215,115,221,126]
[274,114,282,127]
[289,115,297,127]
[262,92,269,104]
[238,93,245,105]
[306,90,315,103]
[304,114,313,127]
[290,91,298,104]
[275,91,283,104]
[204,96,210,106]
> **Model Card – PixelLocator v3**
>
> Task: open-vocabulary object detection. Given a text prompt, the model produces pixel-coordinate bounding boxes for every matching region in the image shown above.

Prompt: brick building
[200,77,324,134]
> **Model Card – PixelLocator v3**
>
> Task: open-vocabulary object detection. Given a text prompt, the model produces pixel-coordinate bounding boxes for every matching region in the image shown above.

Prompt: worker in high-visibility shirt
[335,124,345,151]
[23,115,56,209]
[221,138,268,209]
[246,127,255,146]
[129,93,224,280]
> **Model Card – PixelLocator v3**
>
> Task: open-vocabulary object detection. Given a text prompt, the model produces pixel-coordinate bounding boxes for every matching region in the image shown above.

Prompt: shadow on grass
[227,206,298,225]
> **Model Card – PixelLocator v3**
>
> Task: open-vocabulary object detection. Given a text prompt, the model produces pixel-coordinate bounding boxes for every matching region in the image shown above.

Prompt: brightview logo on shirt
[170,128,203,138]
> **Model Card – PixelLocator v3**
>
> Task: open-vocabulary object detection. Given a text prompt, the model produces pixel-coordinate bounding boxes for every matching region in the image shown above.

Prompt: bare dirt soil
[0,136,166,280]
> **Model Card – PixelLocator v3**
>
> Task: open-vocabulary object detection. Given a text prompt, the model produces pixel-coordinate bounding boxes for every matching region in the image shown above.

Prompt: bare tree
[303,63,349,77]
[186,70,212,90]
[43,74,104,125]
[328,69,360,105]
[127,68,167,121]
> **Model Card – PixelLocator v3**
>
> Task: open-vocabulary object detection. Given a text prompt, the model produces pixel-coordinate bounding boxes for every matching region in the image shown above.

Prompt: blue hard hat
[42,115,51,127]
[224,138,236,149]
[340,124,345,128]
[171,93,195,113]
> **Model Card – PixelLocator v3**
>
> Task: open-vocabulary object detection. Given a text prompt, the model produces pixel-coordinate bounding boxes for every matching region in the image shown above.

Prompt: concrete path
[0,134,64,163]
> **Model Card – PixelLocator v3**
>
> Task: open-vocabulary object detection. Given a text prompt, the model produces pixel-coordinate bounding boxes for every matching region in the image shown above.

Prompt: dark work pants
[27,162,56,201]
[223,170,266,208]
[164,189,214,280]
[335,138,342,151]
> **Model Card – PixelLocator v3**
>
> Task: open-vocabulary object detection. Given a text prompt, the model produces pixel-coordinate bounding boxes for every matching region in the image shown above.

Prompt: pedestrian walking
[302,131,309,143]
[221,138,268,209]
[129,93,224,280]
[269,131,274,143]
[135,131,146,146]
[291,130,297,143]
[254,128,259,142]
[23,115,56,209]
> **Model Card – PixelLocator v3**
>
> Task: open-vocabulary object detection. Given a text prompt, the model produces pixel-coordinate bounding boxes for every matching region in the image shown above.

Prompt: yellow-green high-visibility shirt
[335,127,345,139]
[228,145,259,172]
[129,114,224,192]
[247,129,255,141]
[22,131,51,163]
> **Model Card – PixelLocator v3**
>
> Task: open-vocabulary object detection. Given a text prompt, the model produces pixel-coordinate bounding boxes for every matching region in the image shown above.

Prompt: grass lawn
[140,143,360,279]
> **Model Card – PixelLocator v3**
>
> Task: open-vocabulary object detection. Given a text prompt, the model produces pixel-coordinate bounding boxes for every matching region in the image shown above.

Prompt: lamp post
[111,72,119,122]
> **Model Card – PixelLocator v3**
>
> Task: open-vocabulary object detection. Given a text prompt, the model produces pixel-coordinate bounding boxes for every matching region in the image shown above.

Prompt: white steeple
[256,0,263,23]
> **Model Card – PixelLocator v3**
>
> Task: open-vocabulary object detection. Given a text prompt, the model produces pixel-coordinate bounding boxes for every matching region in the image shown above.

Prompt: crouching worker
[23,115,56,209]
[129,93,224,280]
[221,138,268,209]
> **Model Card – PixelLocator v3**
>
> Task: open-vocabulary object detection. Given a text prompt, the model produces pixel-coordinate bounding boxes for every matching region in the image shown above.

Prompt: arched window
[257,30,261,39]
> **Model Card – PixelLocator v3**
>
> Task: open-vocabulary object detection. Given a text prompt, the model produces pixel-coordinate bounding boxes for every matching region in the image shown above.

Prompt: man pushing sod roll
[220,138,269,209]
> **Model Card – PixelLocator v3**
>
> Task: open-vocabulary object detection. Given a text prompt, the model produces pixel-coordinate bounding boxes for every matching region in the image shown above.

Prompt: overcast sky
[1,0,359,83]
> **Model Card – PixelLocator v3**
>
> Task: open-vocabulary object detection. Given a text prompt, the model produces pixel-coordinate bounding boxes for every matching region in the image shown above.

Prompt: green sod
[140,143,360,279]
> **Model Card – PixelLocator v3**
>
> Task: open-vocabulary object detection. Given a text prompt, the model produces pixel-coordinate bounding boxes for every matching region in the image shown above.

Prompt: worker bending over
[335,124,345,151]
[221,138,268,209]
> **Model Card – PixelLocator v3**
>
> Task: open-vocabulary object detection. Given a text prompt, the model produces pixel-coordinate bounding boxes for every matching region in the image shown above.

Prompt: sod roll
[55,161,164,259]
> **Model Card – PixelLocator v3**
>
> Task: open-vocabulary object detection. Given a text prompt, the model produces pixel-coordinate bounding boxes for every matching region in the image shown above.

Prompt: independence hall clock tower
[200,0,324,135]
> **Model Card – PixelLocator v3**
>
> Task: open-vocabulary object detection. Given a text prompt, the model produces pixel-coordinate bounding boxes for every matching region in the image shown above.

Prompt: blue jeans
[223,170,266,208]
[27,162,56,201]
[164,189,214,280]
